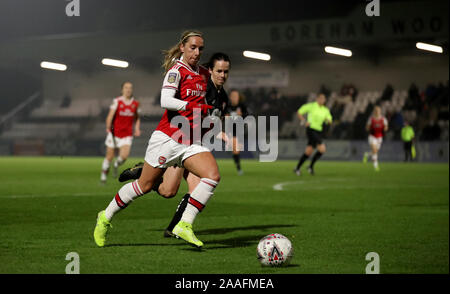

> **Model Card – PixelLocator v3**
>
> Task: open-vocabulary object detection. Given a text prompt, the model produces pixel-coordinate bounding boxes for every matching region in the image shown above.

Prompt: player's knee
[206,171,221,183]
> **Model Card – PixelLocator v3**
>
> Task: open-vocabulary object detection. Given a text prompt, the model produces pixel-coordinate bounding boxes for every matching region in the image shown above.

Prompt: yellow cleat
[363,152,369,164]
[172,221,204,248]
[93,210,112,247]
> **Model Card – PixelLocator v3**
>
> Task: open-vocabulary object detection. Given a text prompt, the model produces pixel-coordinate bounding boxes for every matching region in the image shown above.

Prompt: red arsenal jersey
[367,116,388,138]
[156,60,210,145]
[111,96,139,138]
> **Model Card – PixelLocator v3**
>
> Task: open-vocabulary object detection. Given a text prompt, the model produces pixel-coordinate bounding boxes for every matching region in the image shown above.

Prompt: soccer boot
[164,229,176,238]
[308,166,315,175]
[112,162,118,178]
[172,221,204,248]
[293,169,301,176]
[94,210,112,247]
[363,152,369,163]
[118,162,144,182]
[100,172,107,185]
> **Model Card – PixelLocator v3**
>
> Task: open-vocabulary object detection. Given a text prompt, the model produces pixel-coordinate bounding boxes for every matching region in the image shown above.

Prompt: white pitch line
[272,178,347,191]
[272,181,442,191]
[273,181,304,191]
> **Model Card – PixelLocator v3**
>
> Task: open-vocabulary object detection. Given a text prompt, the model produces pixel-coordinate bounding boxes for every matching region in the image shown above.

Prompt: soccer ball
[257,233,293,267]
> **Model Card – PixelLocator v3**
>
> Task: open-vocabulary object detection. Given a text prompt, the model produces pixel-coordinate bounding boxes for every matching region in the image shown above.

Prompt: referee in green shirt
[401,121,415,162]
[294,93,333,175]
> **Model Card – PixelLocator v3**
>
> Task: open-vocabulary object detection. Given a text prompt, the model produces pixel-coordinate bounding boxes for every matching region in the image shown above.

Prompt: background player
[294,93,332,176]
[401,120,415,162]
[363,106,388,171]
[94,30,218,248]
[225,90,248,175]
[100,82,141,184]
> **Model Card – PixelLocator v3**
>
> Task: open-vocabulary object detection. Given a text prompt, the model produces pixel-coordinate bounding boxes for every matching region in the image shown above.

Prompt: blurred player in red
[94,30,218,248]
[363,106,388,171]
[100,82,141,184]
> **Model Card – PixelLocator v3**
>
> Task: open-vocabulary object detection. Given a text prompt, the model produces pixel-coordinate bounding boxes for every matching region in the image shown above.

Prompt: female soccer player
[161,52,231,237]
[225,90,248,175]
[100,82,141,184]
[117,53,232,238]
[94,30,219,248]
[363,106,388,171]
[294,93,332,176]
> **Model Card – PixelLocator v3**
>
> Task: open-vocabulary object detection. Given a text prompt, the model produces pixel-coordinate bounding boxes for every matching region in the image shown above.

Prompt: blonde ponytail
[162,30,203,74]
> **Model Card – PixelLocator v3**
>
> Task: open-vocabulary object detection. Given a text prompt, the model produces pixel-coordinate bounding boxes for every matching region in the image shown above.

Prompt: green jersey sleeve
[298,103,311,115]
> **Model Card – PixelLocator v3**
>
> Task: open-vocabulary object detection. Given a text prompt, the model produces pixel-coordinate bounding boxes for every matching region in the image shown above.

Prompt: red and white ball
[257,233,293,266]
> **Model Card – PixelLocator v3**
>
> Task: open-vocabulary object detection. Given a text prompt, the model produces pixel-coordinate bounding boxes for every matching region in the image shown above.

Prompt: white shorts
[144,131,211,169]
[368,135,383,150]
[105,133,133,149]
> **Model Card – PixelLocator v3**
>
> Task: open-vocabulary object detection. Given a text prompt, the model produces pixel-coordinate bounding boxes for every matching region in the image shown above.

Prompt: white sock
[181,178,218,224]
[101,158,110,176]
[104,180,145,221]
[114,156,125,168]
[372,154,379,168]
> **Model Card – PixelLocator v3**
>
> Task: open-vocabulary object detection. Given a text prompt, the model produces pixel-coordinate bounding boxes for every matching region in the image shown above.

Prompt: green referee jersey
[298,102,333,132]
[401,125,415,142]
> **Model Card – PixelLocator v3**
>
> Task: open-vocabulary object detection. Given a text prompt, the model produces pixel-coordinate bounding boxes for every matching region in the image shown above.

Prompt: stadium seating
[30,98,102,119]
[1,122,80,140]
[0,82,448,155]
[242,83,447,141]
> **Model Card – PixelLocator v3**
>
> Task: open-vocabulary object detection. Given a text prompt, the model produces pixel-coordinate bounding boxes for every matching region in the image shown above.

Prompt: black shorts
[306,127,323,148]
[403,141,413,151]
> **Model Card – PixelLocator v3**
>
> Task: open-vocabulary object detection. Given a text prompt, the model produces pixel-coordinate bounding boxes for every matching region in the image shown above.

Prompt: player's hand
[134,129,141,137]
[186,103,213,115]
[106,128,111,134]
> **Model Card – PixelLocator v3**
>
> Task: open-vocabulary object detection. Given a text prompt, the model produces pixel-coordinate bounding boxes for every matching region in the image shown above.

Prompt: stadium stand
[0,81,448,156]
[242,81,448,142]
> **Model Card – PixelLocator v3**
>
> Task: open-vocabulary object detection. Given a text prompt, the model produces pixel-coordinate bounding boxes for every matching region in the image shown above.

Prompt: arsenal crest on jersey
[158,156,167,165]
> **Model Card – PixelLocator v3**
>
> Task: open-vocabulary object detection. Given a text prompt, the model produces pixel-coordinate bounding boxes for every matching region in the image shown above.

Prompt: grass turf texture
[0,157,448,274]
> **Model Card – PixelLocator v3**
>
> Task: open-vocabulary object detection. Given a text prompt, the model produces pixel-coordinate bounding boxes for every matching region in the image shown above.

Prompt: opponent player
[100,82,141,184]
[118,52,232,238]
[363,106,388,171]
[225,90,248,175]
[94,30,219,248]
[294,93,332,175]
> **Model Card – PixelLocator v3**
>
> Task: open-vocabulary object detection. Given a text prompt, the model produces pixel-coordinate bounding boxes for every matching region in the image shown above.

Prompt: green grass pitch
[0,156,448,274]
